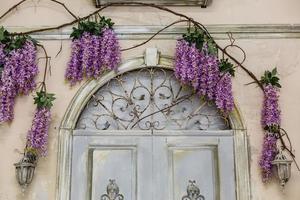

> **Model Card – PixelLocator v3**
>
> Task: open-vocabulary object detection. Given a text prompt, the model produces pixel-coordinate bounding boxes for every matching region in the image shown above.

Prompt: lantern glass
[278,163,290,181]
[272,151,292,187]
[14,153,37,189]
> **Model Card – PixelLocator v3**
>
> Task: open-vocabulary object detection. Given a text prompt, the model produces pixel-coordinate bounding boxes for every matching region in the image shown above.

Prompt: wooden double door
[70,130,236,200]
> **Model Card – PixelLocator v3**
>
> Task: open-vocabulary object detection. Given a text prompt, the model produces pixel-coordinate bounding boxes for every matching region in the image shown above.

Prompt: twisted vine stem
[121,19,189,51]
[0,0,78,20]
[0,0,298,167]
[0,1,264,90]
[36,44,51,93]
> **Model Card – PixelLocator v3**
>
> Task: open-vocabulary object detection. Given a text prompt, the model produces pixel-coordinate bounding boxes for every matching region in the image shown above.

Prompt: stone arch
[56,48,250,200]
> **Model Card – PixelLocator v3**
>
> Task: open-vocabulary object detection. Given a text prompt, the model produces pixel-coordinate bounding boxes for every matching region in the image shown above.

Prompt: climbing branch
[36,43,51,93]
[0,0,78,21]
[0,1,264,90]
[121,19,189,51]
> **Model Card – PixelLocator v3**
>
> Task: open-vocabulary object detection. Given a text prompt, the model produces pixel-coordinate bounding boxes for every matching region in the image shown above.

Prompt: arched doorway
[56,49,250,200]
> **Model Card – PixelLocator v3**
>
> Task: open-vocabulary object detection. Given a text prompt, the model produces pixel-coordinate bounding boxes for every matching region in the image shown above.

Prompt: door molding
[56,49,251,200]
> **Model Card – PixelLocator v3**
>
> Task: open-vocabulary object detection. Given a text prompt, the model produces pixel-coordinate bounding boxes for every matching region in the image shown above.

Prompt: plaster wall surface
[0,1,300,200]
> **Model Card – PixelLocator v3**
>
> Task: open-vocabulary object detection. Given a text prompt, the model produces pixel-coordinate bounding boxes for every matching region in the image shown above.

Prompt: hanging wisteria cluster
[174,28,235,116]
[26,91,55,157]
[65,17,121,85]
[0,26,55,159]
[27,108,51,156]
[0,29,39,122]
[261,84,281,128]
[259,68,281,182]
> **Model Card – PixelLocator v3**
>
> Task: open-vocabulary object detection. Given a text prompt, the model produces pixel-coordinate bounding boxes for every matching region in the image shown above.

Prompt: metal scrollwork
[76,68,230,131]
[182,180,205,200]
[100,179,124,200]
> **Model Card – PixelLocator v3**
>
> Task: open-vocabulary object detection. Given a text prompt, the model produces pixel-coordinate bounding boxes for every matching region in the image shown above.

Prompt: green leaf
[34,91,56,109]
[260,68,281,87]
[274,82,282,88]
[207,38,217,55]
[219,59,235,76]
[70,16,115,39]
[272,67,277,76]
[0,27,5,41]
[182,26,219,55]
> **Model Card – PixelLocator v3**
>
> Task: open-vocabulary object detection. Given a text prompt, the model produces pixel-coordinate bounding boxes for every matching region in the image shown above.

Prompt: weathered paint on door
[70,131,235,200]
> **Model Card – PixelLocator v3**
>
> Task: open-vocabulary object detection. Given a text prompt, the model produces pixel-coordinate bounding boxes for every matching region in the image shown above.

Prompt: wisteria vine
[26,91,55,157]
[66,17,121,85]
[174,27,235,116]
[259,69,282,181]
[0,0,298,185]
[0,26,55,161]
[0,30,39,122]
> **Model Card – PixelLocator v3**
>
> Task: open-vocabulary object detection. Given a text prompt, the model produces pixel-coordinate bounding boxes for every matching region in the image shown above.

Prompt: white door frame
[56,49,251,200]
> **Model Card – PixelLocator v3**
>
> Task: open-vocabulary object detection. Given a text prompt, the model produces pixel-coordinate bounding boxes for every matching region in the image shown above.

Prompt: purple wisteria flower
[100,28,121,71]
[92,35,105,79]
[196,48,219,100]
[81,32,96,78]
[65,37,84,85]
[175,40,220,101]
[187,43,199,83]
[191,52,204,92]
[66,28,121,85]
[0,81,17,122]
[259,69,282,182]
[174,34,237,118]
[0,40,38,122]
[0,43,5,87]
[0,51,18,122]
[261,84,281,128]
[89,34,102,78]
[215,73,234,116]
[15,41,39,94]
[259,133,278,182]
[27,107,51,156]
[174,39,193,84]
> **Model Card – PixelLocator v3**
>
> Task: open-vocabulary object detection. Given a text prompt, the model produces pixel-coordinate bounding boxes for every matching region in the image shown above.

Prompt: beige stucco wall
[0,0,300,200]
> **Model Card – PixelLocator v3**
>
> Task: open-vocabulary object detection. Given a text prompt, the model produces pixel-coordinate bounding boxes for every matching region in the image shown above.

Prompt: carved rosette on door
[101,180,124,200]
[182,180,205,200]
[100,179,206,200]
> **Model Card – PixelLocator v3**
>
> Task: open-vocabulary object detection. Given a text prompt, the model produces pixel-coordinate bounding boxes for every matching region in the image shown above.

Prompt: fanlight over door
[71,67,236,200]
[76,68,229,131]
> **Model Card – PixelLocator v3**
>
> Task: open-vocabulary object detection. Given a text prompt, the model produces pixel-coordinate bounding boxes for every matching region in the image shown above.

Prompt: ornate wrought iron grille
[76,68,230,130]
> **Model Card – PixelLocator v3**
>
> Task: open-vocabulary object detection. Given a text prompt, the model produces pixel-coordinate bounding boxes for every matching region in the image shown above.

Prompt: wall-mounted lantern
[14,152,37,190]
[272,150,293,188]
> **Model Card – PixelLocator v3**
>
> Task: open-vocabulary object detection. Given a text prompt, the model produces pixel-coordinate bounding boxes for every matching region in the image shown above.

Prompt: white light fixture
[272,150,293,188]
[14,152,37,191]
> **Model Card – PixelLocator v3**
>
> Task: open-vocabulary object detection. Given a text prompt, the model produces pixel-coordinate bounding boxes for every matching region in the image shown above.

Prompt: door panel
[70,134,236,200]
[89,147,136,200]
[70,136,152,200]
[153,136,235,200]
[170,146,218,200]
